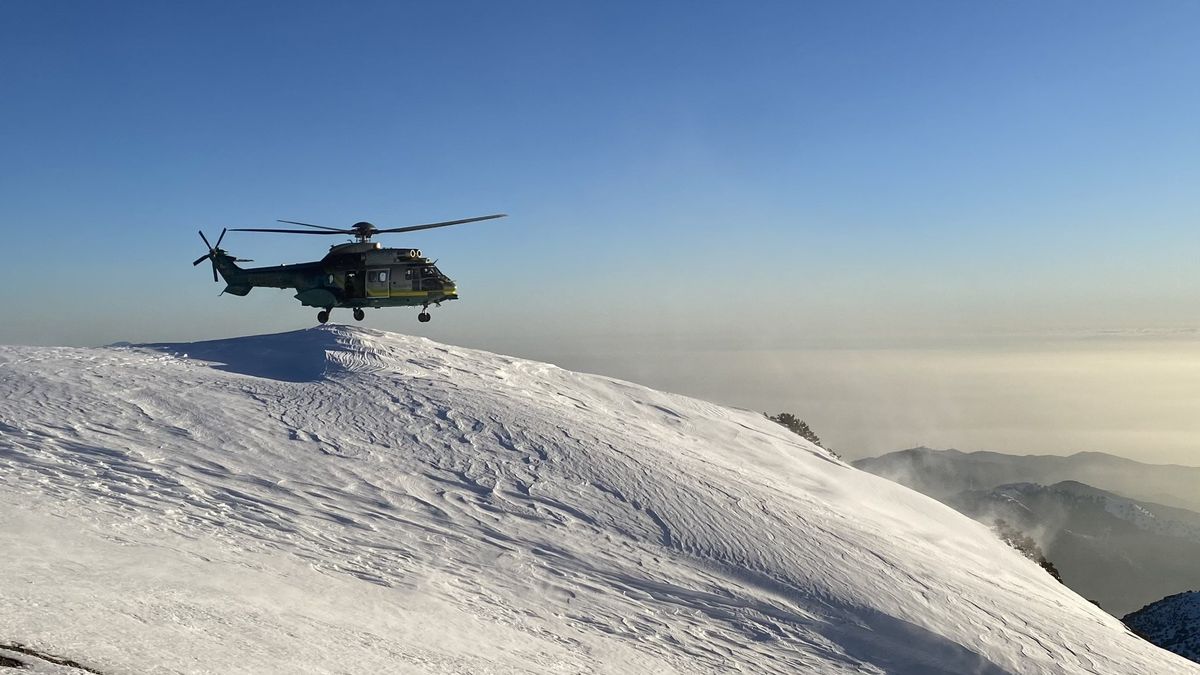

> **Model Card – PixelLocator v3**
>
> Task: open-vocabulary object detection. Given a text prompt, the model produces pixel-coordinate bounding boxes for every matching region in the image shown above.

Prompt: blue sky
[3,2,1199,459]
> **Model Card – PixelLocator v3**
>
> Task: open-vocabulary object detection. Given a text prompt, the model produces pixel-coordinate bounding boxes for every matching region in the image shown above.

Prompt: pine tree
[992,519,1064,583]
[765,413,822,446]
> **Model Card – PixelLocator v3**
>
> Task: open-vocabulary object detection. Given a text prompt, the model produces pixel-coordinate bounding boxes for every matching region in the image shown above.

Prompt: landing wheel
[418,312,431,323]
[353,308,365,321]
[317,309,330,324]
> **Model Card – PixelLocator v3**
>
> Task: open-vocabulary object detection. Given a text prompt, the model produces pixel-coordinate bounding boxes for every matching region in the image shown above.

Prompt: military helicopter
[192,214,505,323]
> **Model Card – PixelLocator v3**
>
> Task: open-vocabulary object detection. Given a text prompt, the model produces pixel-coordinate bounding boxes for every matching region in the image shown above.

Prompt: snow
[1125,591,1200,663]
[0,325,1195,674]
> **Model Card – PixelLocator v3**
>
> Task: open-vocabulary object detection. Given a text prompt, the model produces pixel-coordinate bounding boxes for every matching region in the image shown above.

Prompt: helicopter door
[366,269,390,299]
[344,271,367,299]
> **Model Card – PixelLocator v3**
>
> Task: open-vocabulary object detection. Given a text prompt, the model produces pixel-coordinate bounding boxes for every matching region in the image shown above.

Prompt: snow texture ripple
[0,326,1194,674]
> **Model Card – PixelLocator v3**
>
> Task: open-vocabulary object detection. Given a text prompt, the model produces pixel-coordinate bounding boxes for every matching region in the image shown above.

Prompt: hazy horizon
[476,330,1200,466]
[2,3,1198,470]
[11,321,1199,468]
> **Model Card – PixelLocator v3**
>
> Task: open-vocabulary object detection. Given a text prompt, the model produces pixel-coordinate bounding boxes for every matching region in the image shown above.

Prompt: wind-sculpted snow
[0,326,1194,674]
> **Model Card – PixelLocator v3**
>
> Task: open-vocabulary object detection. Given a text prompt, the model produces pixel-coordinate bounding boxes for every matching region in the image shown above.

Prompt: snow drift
[0,326,1193,674]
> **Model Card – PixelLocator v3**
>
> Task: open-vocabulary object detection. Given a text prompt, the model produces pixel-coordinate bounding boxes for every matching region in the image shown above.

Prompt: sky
[2,1,1199,463]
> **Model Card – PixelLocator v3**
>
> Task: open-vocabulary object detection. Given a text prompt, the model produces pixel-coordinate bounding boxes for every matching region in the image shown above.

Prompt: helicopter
[192,214,505,323]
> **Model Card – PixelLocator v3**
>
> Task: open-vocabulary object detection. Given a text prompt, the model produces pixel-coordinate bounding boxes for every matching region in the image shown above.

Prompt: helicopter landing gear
[317,309,330,324]
[418,304,431,323]
[353,308,365,321]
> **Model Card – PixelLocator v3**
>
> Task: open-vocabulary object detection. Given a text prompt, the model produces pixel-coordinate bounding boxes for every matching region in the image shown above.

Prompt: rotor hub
[351,221,377,241]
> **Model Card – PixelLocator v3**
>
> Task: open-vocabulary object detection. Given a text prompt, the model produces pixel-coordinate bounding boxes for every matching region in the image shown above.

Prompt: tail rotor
[192,228,227,282]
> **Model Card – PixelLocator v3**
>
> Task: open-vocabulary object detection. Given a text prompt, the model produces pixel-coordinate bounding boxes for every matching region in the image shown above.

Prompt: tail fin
[212,252,252,295]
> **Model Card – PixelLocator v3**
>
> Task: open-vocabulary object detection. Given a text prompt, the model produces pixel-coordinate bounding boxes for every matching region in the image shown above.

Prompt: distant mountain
[854,447,1200,513]
[1125,592,1200,664]
[946,481,1200,616]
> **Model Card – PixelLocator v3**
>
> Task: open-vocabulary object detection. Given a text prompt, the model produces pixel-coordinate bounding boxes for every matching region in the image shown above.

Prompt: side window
[377,271,388,282]
[405,268,415,280]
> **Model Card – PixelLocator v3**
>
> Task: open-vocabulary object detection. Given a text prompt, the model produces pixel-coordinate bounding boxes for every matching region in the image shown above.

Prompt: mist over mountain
[854,447,1200,513]
[0,327,1194,674]
[947,482,1200,616]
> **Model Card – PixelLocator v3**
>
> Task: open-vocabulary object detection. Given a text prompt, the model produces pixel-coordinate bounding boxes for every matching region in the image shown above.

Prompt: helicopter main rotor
[231,213,506,243]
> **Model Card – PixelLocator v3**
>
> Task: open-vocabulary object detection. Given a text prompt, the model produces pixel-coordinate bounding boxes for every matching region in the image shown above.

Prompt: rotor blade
[373,213,507,235]
[211,260,218,283]
[276,219,346,232]
[198,230,213,250]
[229,228,353,235]
[214,227,227,248]
[192,253,212,266]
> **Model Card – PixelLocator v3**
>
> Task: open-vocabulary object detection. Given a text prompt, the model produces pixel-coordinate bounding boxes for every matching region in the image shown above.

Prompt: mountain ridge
[855,447,1200,512]
[1124,591,1200,663]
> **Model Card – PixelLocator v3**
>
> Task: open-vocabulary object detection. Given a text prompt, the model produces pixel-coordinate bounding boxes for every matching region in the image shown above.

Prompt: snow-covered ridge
[0,326,1195,674]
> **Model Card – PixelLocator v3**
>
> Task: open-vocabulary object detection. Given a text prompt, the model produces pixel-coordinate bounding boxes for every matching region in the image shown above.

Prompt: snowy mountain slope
[0,326,1194,674]
[1124,591,1200,664]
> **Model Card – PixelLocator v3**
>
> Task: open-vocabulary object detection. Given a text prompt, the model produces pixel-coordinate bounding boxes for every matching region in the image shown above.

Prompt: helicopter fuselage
[212,242,458,312]
[195,214,504,323]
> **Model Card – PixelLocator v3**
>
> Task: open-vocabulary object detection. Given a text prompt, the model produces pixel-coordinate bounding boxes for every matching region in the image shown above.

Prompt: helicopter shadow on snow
[140,327,344,383]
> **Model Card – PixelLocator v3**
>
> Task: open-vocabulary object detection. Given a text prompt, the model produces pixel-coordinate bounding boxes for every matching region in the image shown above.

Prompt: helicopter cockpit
[407,265,451,290]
